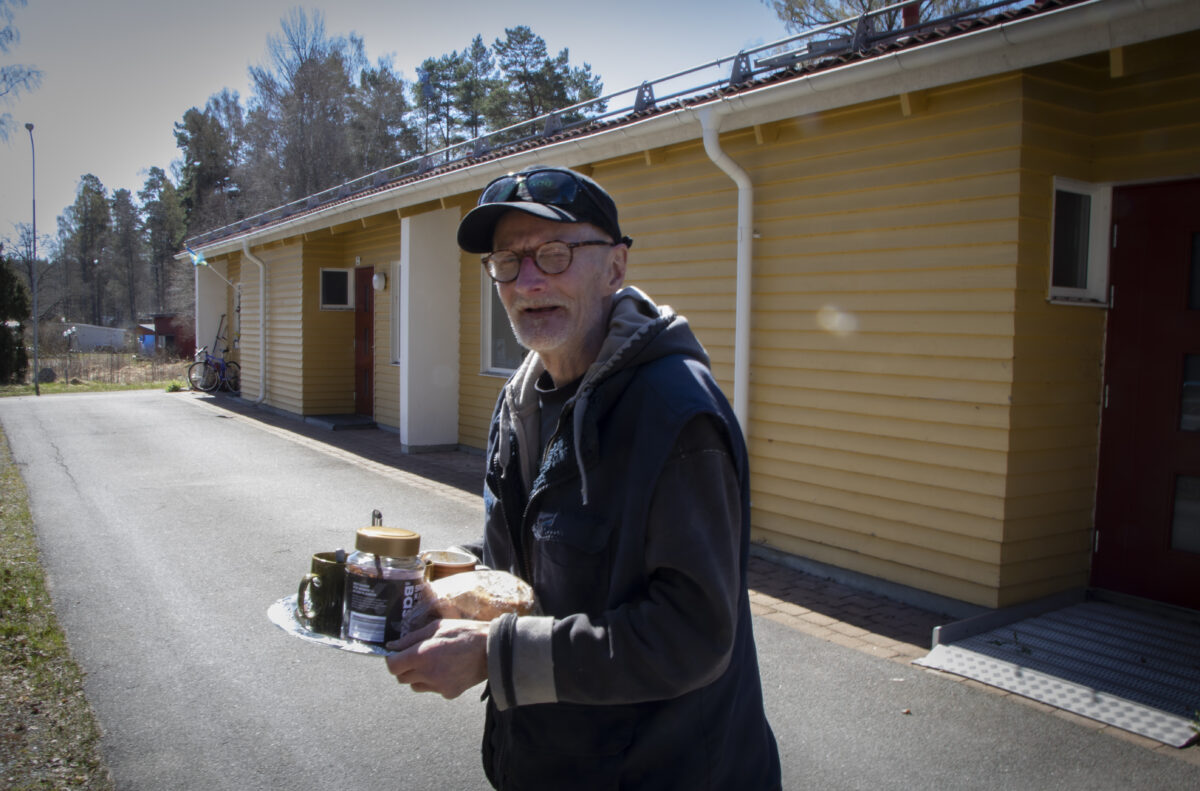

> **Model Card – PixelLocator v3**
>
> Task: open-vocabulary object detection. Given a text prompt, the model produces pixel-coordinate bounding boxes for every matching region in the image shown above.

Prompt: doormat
[914,599,1200,747]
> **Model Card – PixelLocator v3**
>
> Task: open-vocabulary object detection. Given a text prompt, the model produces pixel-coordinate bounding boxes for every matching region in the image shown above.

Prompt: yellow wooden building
[184,0,1200,615]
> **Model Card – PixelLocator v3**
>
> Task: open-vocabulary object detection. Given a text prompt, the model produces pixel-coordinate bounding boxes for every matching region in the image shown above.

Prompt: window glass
[1182,354,1200,432]
[1048,179,1110,305]
[1171,475,1200,554]
[1052,190,1090,290]
[485,285,525,373]
[320,269,352,310]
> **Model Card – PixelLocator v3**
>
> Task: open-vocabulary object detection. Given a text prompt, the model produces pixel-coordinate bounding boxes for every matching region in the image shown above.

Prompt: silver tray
[267,594,390,656]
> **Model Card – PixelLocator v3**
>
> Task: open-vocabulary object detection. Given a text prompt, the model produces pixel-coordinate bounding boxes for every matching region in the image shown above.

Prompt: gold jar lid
[355,526,421,557]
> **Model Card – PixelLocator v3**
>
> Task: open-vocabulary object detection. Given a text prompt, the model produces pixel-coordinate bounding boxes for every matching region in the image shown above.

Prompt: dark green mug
[297,551,346,636]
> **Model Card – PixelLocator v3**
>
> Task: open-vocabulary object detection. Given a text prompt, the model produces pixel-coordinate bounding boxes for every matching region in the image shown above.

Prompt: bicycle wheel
[187,361,219,392]
[223,361,241,393]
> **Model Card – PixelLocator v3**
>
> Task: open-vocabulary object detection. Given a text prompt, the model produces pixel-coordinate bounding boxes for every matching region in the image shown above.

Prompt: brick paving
[190,392,1199,763]
[746,555,944,665]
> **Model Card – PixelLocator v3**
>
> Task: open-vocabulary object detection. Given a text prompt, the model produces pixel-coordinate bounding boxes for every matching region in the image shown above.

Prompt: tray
[267,594,390,656]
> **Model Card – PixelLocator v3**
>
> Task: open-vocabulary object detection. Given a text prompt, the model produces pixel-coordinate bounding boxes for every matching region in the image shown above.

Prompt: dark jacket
[480,287,780,790]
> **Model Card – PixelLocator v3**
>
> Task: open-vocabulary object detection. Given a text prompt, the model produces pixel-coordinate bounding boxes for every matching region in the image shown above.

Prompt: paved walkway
[191,392,1199,767]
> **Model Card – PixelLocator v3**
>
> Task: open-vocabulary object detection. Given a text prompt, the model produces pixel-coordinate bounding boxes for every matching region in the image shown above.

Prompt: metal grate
[916,600,1200,747]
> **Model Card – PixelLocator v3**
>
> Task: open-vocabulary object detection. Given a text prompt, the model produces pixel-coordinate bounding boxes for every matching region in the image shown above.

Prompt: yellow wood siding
[458,244,506,448]
[260,243,303,414]
[586,76,1027,607]
[344,221,403,430]
[300,236,353,414]
[229,254,258,394]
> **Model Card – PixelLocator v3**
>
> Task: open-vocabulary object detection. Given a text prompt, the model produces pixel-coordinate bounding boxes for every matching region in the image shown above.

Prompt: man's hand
[385,619,489,699]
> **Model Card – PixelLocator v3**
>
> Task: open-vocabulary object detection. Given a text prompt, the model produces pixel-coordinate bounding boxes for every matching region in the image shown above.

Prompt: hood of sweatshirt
[496,285,711,504]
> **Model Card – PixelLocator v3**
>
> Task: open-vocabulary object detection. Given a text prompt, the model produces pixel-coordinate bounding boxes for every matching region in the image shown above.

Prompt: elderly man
[387,166,781,790]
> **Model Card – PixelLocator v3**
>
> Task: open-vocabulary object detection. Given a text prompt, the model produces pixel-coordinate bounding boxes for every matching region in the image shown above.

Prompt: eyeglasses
[482,240,616,283]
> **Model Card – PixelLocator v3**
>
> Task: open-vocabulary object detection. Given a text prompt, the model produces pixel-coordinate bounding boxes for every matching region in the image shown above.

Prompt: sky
[0,0,795,247]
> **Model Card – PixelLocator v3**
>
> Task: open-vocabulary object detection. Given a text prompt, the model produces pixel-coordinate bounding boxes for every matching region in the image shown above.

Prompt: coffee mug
[422,549,477,581]
[297,551,346,636]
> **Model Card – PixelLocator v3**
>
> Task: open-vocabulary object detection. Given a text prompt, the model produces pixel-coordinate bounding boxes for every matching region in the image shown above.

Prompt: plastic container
[340,526,426,646]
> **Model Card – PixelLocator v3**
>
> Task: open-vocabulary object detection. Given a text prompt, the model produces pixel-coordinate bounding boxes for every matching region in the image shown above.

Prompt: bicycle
[187,345,241,393]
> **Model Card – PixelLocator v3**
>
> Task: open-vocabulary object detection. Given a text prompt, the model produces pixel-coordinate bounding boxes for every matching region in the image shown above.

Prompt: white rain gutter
[185,0,1191,263]
[698,106,753,433]
[241,242,267,404]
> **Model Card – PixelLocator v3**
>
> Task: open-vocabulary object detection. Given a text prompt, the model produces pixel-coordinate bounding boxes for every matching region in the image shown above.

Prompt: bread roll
[405,570,536,630]
[431,570,536,619]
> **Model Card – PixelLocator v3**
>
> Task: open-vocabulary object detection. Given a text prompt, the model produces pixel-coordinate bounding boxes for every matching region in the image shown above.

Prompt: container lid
[355,526,421,557]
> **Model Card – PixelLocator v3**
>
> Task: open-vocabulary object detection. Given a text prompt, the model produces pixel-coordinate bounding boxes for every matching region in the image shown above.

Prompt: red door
[1091,178,1200,609]
[354,267,374,418]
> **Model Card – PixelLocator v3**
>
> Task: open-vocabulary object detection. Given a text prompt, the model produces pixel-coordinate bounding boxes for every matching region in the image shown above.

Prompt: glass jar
[341,526,425,646]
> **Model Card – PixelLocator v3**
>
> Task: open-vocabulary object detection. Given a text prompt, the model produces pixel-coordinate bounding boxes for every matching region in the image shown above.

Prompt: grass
[0,380,186,398]
[0,426,114,789]
[2,353,191,399]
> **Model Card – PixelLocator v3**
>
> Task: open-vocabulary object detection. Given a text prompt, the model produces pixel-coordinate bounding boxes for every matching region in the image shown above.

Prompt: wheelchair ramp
[915,598,1200,747]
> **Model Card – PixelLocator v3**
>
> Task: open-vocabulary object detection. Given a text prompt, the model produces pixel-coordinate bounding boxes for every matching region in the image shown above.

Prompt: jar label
[344,569,425,645]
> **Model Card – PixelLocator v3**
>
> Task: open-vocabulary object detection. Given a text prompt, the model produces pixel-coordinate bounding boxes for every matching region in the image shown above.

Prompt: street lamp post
[25,122,39,397]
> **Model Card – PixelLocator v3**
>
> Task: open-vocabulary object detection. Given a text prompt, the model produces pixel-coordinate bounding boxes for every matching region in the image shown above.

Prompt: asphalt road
[2,391,1197,790]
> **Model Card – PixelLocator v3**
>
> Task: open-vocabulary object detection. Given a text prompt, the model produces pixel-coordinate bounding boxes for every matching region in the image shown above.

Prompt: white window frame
[319,268,354,310]
[1048,177,1112,306]
[480,270,524,376]
[389,261,404,365]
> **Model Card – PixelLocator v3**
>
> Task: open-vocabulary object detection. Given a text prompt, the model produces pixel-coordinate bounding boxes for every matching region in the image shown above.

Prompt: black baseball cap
[457,166,633,253]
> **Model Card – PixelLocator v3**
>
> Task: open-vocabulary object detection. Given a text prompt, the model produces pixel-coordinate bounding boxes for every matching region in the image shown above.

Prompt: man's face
[492,211,626,379]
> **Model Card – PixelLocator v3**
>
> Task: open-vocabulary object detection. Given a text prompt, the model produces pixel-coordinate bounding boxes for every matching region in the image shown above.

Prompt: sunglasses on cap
[478,168,633,248]
[481,167,592,207]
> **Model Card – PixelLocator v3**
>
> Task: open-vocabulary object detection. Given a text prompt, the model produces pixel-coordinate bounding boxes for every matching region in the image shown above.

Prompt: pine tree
[59,175,111,325]
[455,35,498,142]
[413,52,463,154]
[0,243,30,383]
[138,167,187,315]
[174,102,237,234]
[489,27,603,134]
[109,189,143,325]
[348,57,417,175]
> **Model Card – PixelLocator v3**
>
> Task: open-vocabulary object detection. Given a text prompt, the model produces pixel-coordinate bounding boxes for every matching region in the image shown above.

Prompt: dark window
[321,269,352,310]
[1052,189,1091,290]
[487,287,525,372]
[1172,475,1200,554]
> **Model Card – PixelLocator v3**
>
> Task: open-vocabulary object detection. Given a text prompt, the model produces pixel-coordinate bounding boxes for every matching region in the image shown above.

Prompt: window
[481,272,525,375]
[1048,178,1111,305]
[320,268,353,310]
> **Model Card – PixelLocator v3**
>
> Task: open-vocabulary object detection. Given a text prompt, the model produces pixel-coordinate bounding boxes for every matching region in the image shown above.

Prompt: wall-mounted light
[372,272,387,291]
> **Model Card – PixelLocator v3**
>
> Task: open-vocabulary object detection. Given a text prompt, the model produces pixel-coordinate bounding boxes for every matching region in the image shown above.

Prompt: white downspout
[698,106,753,433]
[241,242,268,404]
